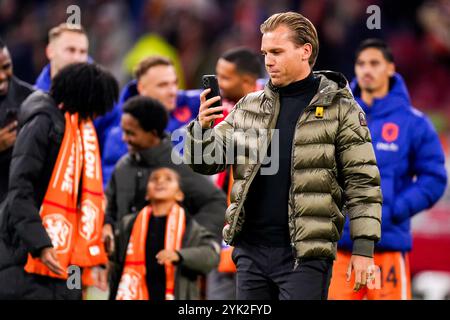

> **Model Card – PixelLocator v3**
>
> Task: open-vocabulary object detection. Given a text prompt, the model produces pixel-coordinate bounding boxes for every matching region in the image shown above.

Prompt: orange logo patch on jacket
[382,122,399,143]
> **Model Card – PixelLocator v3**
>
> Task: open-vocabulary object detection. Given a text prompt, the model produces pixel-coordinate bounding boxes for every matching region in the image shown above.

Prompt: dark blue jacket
[338,73,447,252]
[101,80,201,187]
[34,62,120,153]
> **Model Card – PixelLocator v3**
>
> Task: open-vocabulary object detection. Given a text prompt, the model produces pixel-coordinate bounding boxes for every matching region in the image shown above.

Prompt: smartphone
[202,75,222,115]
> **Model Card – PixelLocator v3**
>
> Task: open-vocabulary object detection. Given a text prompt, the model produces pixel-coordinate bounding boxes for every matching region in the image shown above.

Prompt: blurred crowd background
[1,0,450,299]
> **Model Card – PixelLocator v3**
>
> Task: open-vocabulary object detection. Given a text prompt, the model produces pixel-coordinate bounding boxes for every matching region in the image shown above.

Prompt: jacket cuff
[175,251,184,266]
[30,244,52,258]
[190,118,213,136]
[352,238,374,258]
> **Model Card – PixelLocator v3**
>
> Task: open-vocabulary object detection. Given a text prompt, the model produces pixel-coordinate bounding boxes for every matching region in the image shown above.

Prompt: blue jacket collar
[119,79,139,105]
[351,73,411,117]
[34,64,52,92]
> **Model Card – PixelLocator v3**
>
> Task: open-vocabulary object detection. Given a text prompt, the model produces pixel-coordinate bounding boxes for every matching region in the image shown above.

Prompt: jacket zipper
[288,90,337,262]
[289,104,316,264]
[229,95,281,241]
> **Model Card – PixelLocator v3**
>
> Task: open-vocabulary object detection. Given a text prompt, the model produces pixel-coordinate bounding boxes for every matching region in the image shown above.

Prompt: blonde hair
[260,12,319,67]
[48,23,86,43]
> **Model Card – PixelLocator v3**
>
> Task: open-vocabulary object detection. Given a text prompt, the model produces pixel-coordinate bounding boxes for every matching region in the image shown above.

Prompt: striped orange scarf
[115,203,186,300]
[24,112,108,279]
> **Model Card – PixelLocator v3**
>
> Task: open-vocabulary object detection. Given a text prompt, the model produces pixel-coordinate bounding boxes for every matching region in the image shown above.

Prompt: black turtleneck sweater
[241,72,320,247]
[145,215,167,300]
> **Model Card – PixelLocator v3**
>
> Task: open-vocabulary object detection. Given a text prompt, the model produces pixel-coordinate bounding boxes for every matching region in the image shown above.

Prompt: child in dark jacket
[109,167,219,300]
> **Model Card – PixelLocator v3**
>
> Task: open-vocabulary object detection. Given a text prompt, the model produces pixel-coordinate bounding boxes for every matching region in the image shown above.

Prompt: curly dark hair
[122,96,168,138]
[50,63,119,119]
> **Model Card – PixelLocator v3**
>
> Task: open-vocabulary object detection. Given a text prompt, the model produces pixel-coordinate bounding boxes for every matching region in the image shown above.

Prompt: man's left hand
[347,255,374,292]
[156,249,180,265]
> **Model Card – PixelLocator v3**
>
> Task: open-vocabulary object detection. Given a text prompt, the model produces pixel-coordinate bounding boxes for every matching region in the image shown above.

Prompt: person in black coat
[0,63,118,299]
[0,38,34,202]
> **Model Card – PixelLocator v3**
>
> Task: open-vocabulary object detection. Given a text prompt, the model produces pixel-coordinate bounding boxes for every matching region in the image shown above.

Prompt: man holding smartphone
[185,12,382,299]
[206,47,264,301]
[0,38,34,202]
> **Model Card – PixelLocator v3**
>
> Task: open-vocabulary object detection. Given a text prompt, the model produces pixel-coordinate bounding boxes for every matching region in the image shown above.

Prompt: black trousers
[232,240,333,300]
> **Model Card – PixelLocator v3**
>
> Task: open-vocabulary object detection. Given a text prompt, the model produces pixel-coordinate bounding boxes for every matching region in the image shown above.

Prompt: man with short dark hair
[0,38,34,202]
[185,12,382,300]
[329,39,447,300]
[216,47,263,104]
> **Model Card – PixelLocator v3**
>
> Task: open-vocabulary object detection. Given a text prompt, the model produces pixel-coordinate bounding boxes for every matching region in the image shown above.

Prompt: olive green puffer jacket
[184,71,382,259]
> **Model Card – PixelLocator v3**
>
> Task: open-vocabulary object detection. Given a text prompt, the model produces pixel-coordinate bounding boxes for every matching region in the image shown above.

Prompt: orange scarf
[115,204,186,300]
[24,112,108,279]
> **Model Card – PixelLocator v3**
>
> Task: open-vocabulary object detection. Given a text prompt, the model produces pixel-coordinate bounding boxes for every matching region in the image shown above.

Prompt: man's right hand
[40,247,65,275]
[0,121,17,152]
[198,89,225,129]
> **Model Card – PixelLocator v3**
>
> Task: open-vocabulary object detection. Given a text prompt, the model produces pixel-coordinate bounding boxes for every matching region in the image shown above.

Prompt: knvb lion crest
[43,214,72,253]
[80,199,98,241]
[116,270,141,300]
